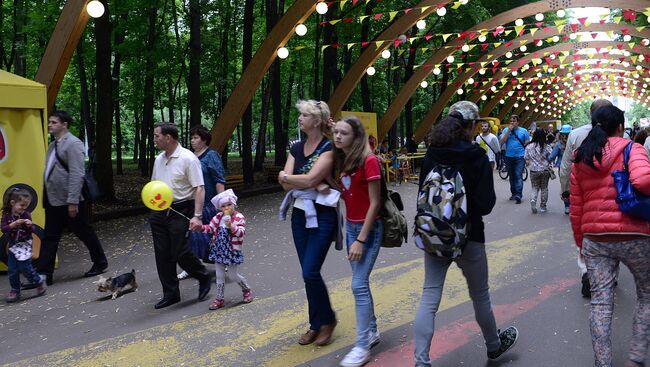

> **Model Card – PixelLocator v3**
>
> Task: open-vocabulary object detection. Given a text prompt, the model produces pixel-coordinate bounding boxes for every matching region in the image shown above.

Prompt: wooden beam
[35,0,90,112]
[210,0,319,153]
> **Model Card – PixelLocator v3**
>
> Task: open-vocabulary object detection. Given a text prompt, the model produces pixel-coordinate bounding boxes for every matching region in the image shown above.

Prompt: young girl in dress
[1,188,46,302]
[332,116,383,367]
[201,189,252,310]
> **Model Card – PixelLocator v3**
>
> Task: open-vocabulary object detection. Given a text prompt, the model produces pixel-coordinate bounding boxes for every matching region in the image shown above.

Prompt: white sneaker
[368,330,381,349]
[177,271,189,280]
[340,347,370,367]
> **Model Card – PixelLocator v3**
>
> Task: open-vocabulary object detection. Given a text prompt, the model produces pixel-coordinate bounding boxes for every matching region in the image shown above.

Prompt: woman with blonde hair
[278,99,338,346]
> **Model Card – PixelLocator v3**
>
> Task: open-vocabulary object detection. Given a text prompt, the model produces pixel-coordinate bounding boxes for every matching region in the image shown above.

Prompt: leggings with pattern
[214,264,250,300]
[582,238,650,366]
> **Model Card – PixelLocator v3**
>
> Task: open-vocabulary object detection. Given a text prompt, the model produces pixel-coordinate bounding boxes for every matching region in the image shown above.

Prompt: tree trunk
[12,0,26,76]
[188,0,201,128]
[76,40,93,146]
[94,0,114,198]
[112,10,127,175]
[133,109,140,164]
[141,5,158,177]
[359,3,375,112]
[241,0,255,184]
[255,77,272,171]
[320,7,338,100]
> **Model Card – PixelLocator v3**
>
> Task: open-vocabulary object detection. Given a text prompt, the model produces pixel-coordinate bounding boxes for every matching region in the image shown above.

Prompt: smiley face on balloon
[141,181,173,211]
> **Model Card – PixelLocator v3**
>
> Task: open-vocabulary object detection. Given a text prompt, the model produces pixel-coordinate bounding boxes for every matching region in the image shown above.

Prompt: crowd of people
[3,99,650,367]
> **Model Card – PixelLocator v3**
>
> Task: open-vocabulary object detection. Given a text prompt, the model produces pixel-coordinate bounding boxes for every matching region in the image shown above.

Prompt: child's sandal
[209,298,225,310]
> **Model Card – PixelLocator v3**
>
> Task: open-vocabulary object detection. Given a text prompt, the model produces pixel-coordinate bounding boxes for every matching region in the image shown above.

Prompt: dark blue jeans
[8,252,42,292]
[505,156,525,200]
[291,206,337,331]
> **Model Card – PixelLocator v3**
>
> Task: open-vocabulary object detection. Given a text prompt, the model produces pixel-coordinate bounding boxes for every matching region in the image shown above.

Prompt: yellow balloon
[141,181,173,211]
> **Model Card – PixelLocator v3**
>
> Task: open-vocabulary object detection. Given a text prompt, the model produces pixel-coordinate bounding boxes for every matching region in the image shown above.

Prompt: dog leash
[112,241,141,276]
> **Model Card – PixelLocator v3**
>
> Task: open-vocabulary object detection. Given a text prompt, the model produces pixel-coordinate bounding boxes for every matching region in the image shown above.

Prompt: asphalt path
[0,170,647,366]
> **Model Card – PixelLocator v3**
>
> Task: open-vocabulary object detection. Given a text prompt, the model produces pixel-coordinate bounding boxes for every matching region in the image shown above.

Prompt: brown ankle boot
[314,320,337,346]
[298,329,319,345]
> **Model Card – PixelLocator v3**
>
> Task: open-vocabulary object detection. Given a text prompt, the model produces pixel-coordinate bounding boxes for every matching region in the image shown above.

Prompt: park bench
[225,174,245,191]
[266,166,283,183]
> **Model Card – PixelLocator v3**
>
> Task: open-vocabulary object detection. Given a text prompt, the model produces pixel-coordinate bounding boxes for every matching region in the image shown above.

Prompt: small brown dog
[95,269,138,299]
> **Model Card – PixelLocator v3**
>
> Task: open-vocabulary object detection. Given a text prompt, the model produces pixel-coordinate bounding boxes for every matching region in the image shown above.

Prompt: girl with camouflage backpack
[414,101,518,366]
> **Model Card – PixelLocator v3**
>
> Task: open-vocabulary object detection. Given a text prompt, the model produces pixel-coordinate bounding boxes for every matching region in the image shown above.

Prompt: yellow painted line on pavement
[6,228,572,367]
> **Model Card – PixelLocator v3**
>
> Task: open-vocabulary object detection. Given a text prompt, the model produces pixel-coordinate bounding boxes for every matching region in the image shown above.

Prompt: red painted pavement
[367,277,579,366]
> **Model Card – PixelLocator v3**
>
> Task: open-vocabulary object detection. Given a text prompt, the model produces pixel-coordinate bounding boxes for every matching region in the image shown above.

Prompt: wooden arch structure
[476,40,650,118]
[420,24,650,132]
[37,0,650,153]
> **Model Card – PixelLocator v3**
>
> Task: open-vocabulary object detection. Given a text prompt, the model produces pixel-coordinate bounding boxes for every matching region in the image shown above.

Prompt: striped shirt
[203,211,246,250]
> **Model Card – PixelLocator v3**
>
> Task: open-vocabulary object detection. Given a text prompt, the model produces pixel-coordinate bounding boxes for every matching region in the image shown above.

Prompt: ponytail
[574,105,625,170]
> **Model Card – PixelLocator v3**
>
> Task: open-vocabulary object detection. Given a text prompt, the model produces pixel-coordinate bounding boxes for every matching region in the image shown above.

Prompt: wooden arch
[374,0,649,141]
[423,23,650,129]
[480,43,650,119]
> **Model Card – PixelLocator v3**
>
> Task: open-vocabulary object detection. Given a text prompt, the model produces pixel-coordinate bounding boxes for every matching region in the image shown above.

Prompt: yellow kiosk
[0,70,47,271]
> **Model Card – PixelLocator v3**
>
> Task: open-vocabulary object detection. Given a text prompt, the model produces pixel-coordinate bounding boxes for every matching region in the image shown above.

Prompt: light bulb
[381,50,391,59]
[295,24,307,36]
[457,88,464,95]
[416,20,426,30]
[436,7,446,17]
[478,35,487,43]
[520,45,527,52]
[536,39,543,46]
[506,51,513,58]
[433,67,441,75]
[277,47,289,59]
[499,99,505,104]
[447,55,455,63]
[623,35,631,42]
[459,0,468,4]
[479,68,486,75]
[316,2,328,15]
[420,81,429,88]
[535,13,544,21]
[462,44,470,52]
[366,66,376,76]
[514,103,519,108]
[515,19,524,26]
[557,9,566,18]
[467,77,475,84]
[552,35,560,43]
[86,0,105,18]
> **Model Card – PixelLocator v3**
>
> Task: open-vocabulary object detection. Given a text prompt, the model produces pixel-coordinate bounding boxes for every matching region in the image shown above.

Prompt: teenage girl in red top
[332,116,383,367]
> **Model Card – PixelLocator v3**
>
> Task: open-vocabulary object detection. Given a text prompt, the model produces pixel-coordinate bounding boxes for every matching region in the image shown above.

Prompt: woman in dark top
[414,101,518,366]
[278,99,338,346]
[178,125,226,279]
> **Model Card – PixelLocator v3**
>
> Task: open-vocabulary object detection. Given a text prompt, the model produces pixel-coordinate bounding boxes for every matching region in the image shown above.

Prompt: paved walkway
[0,173,646,366]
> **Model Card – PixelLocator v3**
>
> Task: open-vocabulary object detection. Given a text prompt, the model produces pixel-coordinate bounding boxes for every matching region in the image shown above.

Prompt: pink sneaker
[6,290,19,303]
[36,281,47,297]
[209,298,225,310]
[242,289,253,303]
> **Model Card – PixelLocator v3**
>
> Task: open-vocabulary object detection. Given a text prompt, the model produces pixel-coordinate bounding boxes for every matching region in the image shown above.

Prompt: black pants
[149,200,208,300]
[37,198,108,276]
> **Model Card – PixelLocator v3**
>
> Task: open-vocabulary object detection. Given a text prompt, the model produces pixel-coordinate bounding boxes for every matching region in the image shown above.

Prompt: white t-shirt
[475,133,500,162]
[151,144,204,202]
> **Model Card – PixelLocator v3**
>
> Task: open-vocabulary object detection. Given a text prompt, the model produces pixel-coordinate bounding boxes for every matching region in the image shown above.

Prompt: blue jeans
[414,241,500,367]
[346,219,383,349]
[505,156,525,199]
[291,206,337,331]
[7,251,42,292]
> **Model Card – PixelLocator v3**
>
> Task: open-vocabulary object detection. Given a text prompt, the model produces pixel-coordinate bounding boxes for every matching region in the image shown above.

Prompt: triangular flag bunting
[388,12,398,22]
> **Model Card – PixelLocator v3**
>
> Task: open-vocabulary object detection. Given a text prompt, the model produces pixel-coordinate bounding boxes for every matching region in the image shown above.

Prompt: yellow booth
[0,70,47,271]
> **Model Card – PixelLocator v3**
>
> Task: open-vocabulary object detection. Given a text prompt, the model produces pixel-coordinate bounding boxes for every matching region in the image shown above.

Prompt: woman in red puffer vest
[570,104,650,367]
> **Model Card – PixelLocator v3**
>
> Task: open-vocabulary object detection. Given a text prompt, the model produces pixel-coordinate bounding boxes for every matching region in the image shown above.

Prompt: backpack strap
[478,134,499,155]
[53,142,70,172]
[511,128,528,148]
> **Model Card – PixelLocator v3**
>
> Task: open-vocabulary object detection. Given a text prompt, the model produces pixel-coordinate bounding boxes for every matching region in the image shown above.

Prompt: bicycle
[498,160,528,181]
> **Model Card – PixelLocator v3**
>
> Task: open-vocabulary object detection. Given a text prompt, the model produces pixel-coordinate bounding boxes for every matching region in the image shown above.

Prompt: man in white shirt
[149,123,211,309]
[475,121,500,169]
[559,99,612,299]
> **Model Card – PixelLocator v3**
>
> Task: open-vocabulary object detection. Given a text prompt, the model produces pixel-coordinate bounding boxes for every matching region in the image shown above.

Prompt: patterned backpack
[413,163,469,258]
